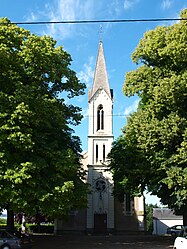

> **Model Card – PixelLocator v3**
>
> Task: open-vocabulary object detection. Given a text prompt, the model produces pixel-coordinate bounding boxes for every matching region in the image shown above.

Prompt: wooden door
[94,214,107,234]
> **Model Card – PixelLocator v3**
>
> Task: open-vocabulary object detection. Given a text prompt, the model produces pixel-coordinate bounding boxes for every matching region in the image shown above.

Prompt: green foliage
[0,218,6,225]
[145,204,158,233]
[109,9,187,214]
[27,223,54,234]
[0,18,89,219]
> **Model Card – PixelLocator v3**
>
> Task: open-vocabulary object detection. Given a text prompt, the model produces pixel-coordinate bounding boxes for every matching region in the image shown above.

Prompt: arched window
[103,144,105,162]
[97,104,104,130]
[96,144,98,163]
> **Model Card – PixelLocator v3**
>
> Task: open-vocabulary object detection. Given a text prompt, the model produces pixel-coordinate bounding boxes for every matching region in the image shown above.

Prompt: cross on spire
[99,25,103,42]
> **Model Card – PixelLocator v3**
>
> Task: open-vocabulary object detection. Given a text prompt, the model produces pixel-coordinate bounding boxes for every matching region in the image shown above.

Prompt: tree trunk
[6,208,14,231]
[183,209,187,226]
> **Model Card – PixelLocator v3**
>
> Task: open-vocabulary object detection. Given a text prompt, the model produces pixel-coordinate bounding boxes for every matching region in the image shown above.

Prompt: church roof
[89,41,112,101]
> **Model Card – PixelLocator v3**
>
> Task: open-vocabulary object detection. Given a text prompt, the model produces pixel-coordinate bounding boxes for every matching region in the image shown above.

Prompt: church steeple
[89,41,112,102]
[88,40,113,160]
[54,40,145,235]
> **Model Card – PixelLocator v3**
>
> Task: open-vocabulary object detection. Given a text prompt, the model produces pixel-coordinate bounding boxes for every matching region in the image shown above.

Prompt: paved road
[32,234,174,249]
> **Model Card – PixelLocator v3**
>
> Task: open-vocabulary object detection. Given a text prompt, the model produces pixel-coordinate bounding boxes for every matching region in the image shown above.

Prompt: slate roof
[89,41,112,102]
[153,208,183,220]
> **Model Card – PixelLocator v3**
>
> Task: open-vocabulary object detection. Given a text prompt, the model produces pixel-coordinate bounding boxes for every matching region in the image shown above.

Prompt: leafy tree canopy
[0,18,89,220]
[109,9,187,215]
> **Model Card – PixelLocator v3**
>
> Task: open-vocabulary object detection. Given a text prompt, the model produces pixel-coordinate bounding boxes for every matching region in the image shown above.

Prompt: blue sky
[1,0,187,205]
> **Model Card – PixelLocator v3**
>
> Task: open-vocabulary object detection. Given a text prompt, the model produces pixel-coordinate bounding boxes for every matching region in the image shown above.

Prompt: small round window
[95,179,106,192]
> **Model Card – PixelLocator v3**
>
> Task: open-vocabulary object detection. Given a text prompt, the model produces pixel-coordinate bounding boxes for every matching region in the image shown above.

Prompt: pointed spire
[89,41,111,101]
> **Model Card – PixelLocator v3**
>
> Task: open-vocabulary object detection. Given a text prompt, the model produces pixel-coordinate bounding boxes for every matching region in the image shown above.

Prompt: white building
[153,208,183,235]
[55,41,145,234]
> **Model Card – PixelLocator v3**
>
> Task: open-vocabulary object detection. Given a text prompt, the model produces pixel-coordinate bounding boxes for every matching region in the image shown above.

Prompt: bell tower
[87,41,114,233]
[54,41,145,235]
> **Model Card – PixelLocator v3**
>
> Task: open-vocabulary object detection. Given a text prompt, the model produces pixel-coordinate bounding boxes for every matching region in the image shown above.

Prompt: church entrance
[94,214,107,234]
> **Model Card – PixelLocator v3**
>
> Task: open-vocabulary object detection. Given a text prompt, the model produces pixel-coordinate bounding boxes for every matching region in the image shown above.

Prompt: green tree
[109,9,187,224]
[0,18,88,230]
[145,204,158,233]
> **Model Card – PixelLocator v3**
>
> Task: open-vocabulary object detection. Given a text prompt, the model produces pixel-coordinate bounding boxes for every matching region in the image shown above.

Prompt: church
[54,41,145,234]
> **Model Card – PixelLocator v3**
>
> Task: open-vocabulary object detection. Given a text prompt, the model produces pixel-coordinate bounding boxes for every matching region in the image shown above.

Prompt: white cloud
[123,0,140,10]
[108,0,122,16]
[26,0,126,40]
[124,0,132,10]
[77,56,95,88]
[26,0,96,40]
[124,99,139,116]
[25,12,38,22]
[45,0,94,39]
[161,0,173,10]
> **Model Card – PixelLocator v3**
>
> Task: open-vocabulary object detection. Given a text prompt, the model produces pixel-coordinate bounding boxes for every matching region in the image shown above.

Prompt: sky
[1,0,187,205]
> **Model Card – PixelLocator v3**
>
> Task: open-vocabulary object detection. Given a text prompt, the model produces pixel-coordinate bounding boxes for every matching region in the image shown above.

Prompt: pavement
[32,234,174,249]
